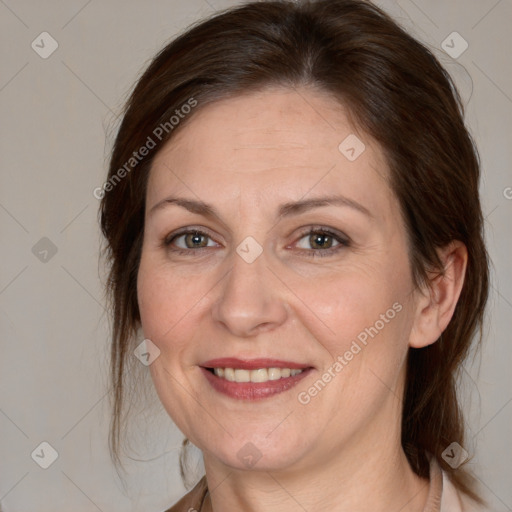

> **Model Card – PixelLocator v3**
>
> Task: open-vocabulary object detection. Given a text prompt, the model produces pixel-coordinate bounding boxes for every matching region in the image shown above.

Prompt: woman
[99,0,490,510]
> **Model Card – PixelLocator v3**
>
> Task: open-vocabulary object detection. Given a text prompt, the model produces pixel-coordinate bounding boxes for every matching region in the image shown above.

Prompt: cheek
[293,263,412,409]
[137,257,209,433]
[137,255,208,345]
[294,262,407,343]
[137,264,169,341]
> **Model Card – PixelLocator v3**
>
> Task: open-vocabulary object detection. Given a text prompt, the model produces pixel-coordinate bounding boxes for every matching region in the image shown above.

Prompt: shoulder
[162,476,208,512]
[441,471,489,512]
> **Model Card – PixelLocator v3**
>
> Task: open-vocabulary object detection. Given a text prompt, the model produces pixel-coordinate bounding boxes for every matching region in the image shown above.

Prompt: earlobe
[408,241,468,349]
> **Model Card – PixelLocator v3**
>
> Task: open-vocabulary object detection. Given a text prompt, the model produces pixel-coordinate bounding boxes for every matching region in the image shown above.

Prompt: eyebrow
[148,195,373,220]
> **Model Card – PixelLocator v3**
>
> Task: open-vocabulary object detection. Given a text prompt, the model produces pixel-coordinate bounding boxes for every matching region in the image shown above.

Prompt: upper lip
[201,358,312,370]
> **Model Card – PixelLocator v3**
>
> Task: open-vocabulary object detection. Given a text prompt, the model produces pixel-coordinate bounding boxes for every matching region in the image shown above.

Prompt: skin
[137,86,468,511]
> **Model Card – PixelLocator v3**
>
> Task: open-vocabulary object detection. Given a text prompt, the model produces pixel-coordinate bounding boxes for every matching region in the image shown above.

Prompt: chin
[204,431,308,472]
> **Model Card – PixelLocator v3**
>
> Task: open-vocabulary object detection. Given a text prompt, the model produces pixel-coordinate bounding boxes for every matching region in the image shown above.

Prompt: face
[137,86,419,473]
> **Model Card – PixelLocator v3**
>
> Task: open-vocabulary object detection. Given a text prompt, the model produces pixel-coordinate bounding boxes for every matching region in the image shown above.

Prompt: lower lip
[200,367,313,400]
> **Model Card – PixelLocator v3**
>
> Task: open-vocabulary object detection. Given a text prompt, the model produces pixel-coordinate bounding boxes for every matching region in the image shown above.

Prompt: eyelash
[163,226,350,258]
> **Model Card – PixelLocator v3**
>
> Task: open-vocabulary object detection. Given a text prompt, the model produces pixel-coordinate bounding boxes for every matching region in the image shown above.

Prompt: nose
[211,247,289,337]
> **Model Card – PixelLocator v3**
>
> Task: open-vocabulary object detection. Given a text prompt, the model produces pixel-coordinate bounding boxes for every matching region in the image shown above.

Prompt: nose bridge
[211,242,287,336]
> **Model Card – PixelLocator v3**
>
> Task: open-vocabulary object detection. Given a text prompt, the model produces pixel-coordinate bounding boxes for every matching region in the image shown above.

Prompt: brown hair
[100,0,489,501]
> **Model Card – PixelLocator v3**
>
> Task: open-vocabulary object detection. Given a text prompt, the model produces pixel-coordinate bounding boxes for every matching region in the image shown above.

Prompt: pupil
[311,233,331,249]
[187,232,205,247]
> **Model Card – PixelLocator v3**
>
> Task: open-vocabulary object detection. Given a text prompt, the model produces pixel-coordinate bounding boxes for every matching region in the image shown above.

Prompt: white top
[440,469,486,511]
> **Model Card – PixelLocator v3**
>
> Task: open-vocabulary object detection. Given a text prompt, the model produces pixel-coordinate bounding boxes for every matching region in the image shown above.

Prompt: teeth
[224,368,235,381]
[234,369,250,382]
[212,367,304,382]
[250,368,268,383]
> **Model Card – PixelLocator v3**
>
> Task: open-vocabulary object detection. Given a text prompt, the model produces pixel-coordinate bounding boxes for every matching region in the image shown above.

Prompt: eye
[293,227,350,257]
[162,226,349,258]
[164,229,218,252]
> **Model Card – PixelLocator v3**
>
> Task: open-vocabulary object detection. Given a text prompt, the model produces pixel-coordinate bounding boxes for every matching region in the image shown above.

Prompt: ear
[409,240,468,349]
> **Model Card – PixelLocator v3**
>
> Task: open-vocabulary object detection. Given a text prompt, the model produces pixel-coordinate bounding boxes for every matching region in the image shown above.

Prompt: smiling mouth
[199,357,314,400]
[200,365,314,400]
[205,367,305,383]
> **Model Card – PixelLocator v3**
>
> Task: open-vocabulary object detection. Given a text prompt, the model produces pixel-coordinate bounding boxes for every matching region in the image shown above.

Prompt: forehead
[148,86,392,215]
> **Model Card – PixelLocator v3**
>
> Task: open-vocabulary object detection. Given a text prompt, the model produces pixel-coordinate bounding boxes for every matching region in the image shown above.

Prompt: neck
[202,438,430,512]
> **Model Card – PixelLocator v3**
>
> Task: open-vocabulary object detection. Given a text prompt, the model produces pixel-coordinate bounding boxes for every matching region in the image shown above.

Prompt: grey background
[0,0,511,510]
